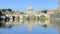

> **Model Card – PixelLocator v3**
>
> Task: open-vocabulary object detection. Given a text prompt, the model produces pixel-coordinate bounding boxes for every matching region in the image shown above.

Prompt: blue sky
[0,0,58,11]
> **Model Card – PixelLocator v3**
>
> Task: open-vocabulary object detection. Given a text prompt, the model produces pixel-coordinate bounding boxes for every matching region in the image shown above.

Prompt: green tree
[7,8,12,12]
[2,9,6,12]
[41,10,48,13]
[0,11,2,14]
[0,9,13,14]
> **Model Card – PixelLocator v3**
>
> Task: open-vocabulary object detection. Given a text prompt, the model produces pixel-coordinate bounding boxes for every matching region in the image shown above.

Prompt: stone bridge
[2,6,50,21]
[5,12,50,21]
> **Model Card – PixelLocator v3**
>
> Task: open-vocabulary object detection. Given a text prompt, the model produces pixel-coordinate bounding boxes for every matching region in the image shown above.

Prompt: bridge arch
[38,13,50,20]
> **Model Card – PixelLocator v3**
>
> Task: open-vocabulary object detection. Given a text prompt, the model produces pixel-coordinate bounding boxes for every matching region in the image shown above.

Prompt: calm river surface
[0,19,59,34]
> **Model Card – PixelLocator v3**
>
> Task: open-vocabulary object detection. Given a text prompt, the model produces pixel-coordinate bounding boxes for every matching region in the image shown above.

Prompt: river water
[0,19,59,34]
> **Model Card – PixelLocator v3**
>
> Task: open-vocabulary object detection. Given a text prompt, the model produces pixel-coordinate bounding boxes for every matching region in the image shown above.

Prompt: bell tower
[57,0,60,11]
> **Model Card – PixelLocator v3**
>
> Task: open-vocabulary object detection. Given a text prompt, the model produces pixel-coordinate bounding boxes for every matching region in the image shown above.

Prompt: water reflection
[50,19,60,34]
[0,19,60,34]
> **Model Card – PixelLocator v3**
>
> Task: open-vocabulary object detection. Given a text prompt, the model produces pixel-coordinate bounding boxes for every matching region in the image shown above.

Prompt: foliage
[0,11,2,14]
[7,8,12,12]
[41,10,48,13]
[0,9,13,14]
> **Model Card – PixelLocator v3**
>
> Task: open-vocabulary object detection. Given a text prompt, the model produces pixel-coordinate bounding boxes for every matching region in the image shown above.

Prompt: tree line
[0,8,48,14]
[0,8,13,14]
[41,10,48,14]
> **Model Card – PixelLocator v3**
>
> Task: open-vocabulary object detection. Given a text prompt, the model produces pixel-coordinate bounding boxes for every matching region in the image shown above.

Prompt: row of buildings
[0,6,50,22]
[1,0,60,21]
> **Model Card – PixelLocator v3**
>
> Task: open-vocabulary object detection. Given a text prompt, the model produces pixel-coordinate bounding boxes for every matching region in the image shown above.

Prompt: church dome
[28,6,33,10]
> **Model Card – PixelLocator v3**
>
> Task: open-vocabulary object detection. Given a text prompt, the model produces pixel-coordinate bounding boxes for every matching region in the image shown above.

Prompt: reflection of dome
[28,6,33,10]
